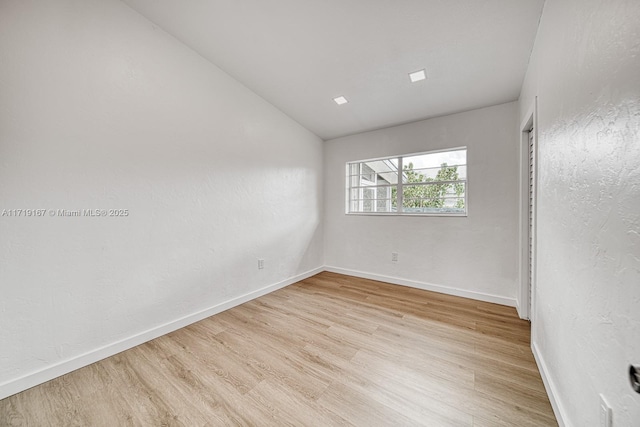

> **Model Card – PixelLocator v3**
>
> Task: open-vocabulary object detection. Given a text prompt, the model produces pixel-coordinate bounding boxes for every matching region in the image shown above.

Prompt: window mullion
[397,157,403,213]
[358,163,363,212]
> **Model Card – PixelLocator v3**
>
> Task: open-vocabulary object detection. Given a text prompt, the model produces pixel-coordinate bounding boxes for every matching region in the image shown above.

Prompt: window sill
[346,212,468,217]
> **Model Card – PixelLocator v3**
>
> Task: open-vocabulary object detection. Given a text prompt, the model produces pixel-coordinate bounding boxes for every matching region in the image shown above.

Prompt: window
[346,147,467,216]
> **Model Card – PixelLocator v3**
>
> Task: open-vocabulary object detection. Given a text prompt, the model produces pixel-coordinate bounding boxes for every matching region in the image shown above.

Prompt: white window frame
[345,147,468,217]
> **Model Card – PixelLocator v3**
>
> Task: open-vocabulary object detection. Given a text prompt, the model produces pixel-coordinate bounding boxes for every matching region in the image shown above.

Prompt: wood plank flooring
[0,272,557,426]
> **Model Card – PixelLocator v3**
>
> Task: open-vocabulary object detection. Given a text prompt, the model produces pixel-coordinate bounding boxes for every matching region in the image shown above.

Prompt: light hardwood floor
[0,272,557,426]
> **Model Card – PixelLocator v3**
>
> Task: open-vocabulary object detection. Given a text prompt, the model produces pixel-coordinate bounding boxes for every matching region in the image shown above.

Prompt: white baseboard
[1,266,519,400]
[0,267,323,401]
[515,298,529,320]
[532,341,569,427]
[324,266,516,307]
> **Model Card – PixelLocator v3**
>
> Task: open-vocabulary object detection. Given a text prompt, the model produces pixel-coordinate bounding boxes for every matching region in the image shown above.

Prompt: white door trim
[517,99,538,322]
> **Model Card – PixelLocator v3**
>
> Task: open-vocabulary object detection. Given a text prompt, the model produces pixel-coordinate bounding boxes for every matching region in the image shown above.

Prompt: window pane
[376,199,393,212]
[377,170,399,184]
[402,203,465,214]
[402,197,465,214]
[375,186,393,212]
[362,187,375,200]
[402,150,466,183]
[403,182,465,203]
[355,160,398,185]
[361,164,376,183]
[403,149,466,169]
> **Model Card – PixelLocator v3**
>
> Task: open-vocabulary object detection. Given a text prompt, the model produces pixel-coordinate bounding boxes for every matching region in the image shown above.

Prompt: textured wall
[519,0,640,425]
[0,0,323,395]
[324,102,520,304]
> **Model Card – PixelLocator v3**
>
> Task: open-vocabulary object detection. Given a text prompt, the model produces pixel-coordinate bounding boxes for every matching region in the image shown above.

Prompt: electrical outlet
[258,259,264,270]
[391,252,398,262]
[599,394,612,427]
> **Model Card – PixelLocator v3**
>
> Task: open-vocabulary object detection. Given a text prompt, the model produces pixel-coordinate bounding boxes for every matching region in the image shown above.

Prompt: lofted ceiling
[122,0,545,140]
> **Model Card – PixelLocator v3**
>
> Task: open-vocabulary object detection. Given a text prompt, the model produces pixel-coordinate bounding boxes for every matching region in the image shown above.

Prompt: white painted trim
[324,266,516,307]
[516,98,538,321]
[532,341,570,427]
[0,267,323,400]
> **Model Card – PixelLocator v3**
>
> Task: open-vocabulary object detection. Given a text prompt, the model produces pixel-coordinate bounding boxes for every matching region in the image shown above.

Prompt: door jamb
[518,99,538,322]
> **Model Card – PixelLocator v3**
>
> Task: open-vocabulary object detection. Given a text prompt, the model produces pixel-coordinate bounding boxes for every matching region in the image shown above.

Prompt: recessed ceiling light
[409,69,427,83]
[333,96,348,105]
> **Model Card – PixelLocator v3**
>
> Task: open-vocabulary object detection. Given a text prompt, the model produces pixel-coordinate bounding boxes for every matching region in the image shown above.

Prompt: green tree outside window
[392,162,465,210]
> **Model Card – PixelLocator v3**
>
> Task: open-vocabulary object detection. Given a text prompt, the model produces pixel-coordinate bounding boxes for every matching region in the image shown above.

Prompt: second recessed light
[409,69,427,83]
[333,96,348,105]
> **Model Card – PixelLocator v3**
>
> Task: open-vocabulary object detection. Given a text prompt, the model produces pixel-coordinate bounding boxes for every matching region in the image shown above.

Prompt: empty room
[1,0,638,426]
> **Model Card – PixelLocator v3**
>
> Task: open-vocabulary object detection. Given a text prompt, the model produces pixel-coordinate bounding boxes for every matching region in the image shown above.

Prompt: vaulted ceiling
[122,0,545,140]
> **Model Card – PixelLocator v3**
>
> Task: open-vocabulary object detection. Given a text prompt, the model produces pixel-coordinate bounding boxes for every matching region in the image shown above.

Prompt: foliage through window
[347,148,467,216]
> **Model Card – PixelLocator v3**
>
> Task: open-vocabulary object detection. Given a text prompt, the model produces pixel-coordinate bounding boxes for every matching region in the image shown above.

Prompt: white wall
[519,0,640,425]
[324,102,519,305]
[0,0,323,399]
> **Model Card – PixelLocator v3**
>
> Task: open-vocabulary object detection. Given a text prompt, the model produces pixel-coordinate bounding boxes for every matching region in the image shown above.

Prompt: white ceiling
[122,0,545,140]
